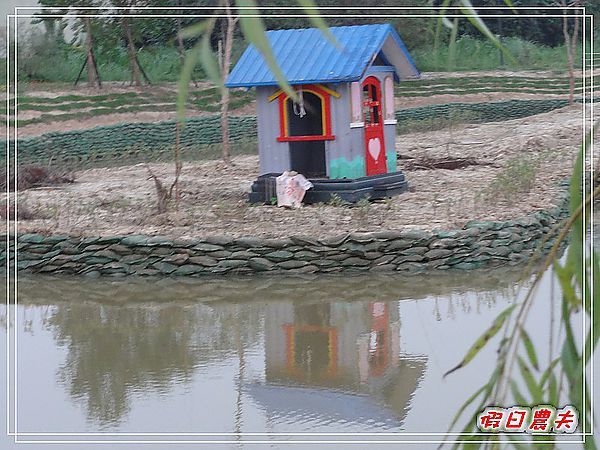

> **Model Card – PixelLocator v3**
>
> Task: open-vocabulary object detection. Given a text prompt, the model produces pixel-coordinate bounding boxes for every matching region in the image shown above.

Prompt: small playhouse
[225,23,420,203]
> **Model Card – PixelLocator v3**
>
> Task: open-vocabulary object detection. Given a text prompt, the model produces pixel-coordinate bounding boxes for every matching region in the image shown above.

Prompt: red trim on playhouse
[277,135,335,142]
[277,84,336,142]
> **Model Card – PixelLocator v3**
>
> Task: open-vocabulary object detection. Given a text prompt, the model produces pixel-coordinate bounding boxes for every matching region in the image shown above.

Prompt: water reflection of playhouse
[225,24,420,203]
[249,301,426,427]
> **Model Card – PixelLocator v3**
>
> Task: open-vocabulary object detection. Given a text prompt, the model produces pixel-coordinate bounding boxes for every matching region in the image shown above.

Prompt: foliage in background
[3,0,599,84]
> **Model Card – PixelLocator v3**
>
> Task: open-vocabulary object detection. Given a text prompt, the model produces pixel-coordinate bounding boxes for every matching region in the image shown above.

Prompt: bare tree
[560,0,581,105]
[146,123,182,214]
[83,16,101,88]
[219,0,239,165]
[122,16,143,86]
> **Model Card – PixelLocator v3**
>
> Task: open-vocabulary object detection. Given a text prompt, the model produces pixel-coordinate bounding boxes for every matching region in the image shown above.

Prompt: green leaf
[444,304,516,377]
[177,39,204,121]
[539,358,559,388]
[519,327,539,371]
[548,372,558,405]
[506,434,531,450]
[517,355,542,404]
[236,0,296,101]
[179,21,210,40]
[296,0,338,48]
[510,379,528,405]
[502,0,517,12]
[554,261,579,308]
[199,20,222,89]
[458,0,516,65]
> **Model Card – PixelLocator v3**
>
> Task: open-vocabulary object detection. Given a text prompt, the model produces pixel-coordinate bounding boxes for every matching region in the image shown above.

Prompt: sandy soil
[4,104,596,239]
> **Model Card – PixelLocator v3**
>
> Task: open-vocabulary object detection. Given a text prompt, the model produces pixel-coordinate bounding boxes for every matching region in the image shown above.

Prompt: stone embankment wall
[1,202,567,277]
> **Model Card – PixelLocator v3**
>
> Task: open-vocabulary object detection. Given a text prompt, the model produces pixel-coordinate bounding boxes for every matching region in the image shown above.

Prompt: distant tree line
[28,0,596,87]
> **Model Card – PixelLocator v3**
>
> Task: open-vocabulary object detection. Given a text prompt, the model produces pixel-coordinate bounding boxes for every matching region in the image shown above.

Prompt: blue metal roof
[225,23,420,88]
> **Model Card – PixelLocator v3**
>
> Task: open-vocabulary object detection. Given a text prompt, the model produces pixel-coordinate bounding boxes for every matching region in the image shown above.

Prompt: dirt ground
[4,104,596,239]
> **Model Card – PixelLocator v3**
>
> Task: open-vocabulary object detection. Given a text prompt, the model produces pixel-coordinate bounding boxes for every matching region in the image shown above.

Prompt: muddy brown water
[1,258,591,449]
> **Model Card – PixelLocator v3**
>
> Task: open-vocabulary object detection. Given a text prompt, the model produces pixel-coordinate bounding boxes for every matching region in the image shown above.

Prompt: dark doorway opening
[289,141,326,178]
[286,91,327,178]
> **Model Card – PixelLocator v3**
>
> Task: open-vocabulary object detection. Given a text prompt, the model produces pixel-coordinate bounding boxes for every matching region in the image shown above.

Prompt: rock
[427,258,448,269]
[372,255,395,266]
[106,244,133,255]
[429,238,459,249]
[339,242,366,254]
[92,250,120,260]
[348,233,376,243]
[83,270,101,279]
[18,234,46,244]
[386,239,413,251]
[319,234,349,247]
[206,236,234,246]
[509,242,525,253]
[394,254,425,263]
[173,264,204,275]
[363,252,383,260]
[287,264,318,274]
[327,253,350,261]
[217,259,248,269]
[121,235,149,246]
[314,259,337,267]
[396,262,426,272]
[210,250,232,259]
[262,238,294,248]
[278,260,309,269]
[291,235,320,246]
[371,264,396,272]
[371,230,403,240]
[26,244,54,253]
[249,257,276,271]
[364,241,386,252]
[188,256,218,266]
[294,250,319,260]
[146,236,173,246]
[341,257,370,267]
[453,261,483,270]
[171,238,200,248]
[400,230,432,240]
[84,256,115,265]
[163,254,190,265]
[435,230,460,239]
[152,262,178,274]
[424,248,454,260]
[399,246,429,256]
[230,251,258,259]
[265,250,294,261]
[234,237,264,248]
[97,236,125,244]
[121,254,148,264]
[193,243,224,252]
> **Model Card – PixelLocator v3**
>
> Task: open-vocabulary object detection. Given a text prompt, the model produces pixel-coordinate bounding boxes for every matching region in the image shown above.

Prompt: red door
[362,76,387,176]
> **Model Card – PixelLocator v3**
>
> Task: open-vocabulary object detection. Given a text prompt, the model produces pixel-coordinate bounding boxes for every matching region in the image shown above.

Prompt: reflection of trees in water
[12,266,529,427]
[45,302,263,428]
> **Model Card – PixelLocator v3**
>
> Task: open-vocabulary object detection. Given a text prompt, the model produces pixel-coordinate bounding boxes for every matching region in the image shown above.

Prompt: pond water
[2,261,587,449]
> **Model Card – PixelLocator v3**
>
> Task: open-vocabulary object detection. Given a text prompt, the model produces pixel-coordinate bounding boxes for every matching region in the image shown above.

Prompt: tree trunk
[83,17,101,88]
[562,1,580,105]
[220,2,237,165]
[123,17,142,87]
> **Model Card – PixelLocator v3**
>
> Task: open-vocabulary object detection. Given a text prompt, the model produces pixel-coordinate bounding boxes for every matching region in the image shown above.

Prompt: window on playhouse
[270,84,337,142]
